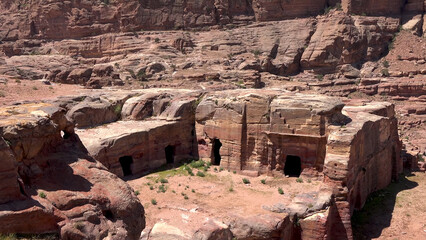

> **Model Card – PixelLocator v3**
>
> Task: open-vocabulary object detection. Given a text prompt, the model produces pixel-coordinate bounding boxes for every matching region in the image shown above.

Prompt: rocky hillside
[0,0,424,41]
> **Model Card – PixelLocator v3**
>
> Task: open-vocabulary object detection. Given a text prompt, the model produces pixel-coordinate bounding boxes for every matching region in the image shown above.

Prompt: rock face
[0,138,22,204]
[342,0,406,15]
[323,101,401,237]
[1,0,419,43]
[195,89,346,175]
[251,0,327,21]
[77,90,199,177]
[301,12,400,73]
[0,103,145,239]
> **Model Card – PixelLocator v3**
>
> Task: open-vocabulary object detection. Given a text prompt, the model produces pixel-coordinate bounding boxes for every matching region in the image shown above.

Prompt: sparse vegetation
[196,171,205,177]
[381,68,390,77]
[160,178,168,184]
[242,178,250,184]
[190,159,206,169]
[113,104,122,115]
[278,187,284,195]
[296,178,303,183]
[261,179,266,184]
[252,49,261,57]
[383,60,390,68]
[154,37,160,43]
[134,190,140,196]
[228,186,234,192]
[32,86,38,90]
[158,184,167,193]
[0,91,5,98]
[316,74,324,81]
[151,199,157,205]
[38,191,46,199]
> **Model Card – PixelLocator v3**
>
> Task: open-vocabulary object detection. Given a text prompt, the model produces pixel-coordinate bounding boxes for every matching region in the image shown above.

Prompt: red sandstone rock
[0,103,145,239]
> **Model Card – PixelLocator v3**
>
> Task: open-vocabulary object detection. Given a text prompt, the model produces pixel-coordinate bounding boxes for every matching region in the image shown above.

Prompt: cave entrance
[119,156,133,176]
[165,145,175,164]
[284,155,302,177]
[212,139,222,165]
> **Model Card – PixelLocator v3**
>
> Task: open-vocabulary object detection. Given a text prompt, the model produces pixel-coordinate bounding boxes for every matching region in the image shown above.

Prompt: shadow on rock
[351,171,419,239]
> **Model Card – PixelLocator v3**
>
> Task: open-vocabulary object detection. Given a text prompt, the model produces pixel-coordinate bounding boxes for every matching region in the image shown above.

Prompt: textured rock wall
[77,91,199,177]
[323,102,401,236]
[251,0,327,21]
[0,138,22,204]
[0,0,417,42]
[301,12,400,73]
[342,0,406,15]
[0,103,145,239]
[196,89,345,174]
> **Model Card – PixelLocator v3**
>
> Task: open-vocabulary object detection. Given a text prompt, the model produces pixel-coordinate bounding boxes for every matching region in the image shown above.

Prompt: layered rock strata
[0,102,145,239]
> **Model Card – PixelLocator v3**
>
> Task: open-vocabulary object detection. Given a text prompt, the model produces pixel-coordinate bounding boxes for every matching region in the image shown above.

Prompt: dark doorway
[119,156,133,176]
[165,145,175,164]
[212,139,222,165]
[284,155,302,177]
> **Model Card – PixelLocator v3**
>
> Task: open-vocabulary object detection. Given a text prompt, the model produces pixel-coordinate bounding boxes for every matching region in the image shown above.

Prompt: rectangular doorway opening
[212,139,222,166]
[165,145,175,164]
[119,156,133,176]
[284,155,302,177]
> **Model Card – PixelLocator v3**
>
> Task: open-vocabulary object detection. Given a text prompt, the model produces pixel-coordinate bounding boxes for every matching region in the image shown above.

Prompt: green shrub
[278,187,284,195]
[261,179,266,184]
[192,189,195,193]
[381,68,390,77]
[233,170,236,174]
[154,38,160,43]
[184,195,189,200]
[38,191,46,199]
[316,74,324,81]
[190,160,205,168]
[196,171,205,177]
[151,199,157,205]
[228,187,234,192]
[134,190,140,196]
[160,178,168,184]
[158,185,166,193]
[383,60,390,68]
[296,178,303,183]
[242,178,250,184]
[150,186,154,190]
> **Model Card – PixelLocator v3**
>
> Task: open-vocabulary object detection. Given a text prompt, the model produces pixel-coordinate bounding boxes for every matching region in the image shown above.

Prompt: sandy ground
[352,171,426,240]
[128,162,322,234]
[0,76,84,106]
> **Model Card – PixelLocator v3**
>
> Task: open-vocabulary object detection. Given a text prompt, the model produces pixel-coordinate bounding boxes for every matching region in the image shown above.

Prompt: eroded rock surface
[0,103,145,239]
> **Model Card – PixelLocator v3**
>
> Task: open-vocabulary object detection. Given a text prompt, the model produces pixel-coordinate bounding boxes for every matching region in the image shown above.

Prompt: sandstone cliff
[1,0,423,41]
